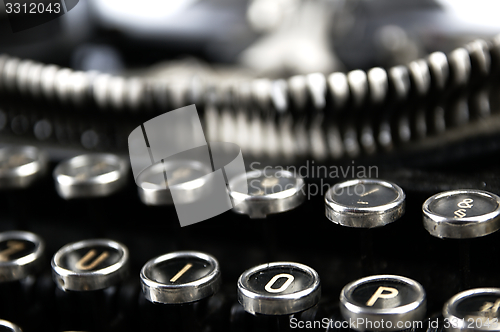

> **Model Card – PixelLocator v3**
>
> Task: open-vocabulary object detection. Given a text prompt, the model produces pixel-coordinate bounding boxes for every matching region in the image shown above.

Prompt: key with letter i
[139,251,226,331]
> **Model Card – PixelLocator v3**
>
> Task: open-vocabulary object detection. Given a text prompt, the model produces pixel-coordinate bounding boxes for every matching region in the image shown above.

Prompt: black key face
[332,183,398,208]
[245,267,314,296]
[347,279,418,309]
[0,239,36,263]
[428,193,498,219]
[147,257,214,285]
[58,245,123,272]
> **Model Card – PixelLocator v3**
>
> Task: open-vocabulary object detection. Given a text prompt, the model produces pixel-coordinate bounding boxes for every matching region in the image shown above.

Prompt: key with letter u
[51,238,129,332]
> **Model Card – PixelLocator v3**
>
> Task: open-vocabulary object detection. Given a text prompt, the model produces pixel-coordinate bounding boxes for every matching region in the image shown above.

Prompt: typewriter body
[1,0,500,331]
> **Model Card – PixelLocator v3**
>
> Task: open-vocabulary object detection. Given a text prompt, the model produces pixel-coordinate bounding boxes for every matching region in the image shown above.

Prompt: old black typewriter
[1,0,500,331]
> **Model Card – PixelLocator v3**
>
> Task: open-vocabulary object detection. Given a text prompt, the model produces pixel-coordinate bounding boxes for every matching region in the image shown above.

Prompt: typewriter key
[0,146,47,190]
[340,275,427,332]
[0,320,23,332]
[233,262,321,332]
[238,262,320,315]
[0,231,44,282]
[422,189,500,239]
[443,288,500,332]
[140,251,222,331]
[141,251,221,304]
[0,231,46,329]
[229,168,305,218]
[423,190,500,291]
[53,153,129,200]
[325,179,405,228]
[325,179,406,275]
[137,160,212,206]
[52,239,129,291]
[52,239,129,331]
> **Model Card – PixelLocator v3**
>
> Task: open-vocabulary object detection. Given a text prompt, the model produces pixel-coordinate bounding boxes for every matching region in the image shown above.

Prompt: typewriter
[1,0,500,331]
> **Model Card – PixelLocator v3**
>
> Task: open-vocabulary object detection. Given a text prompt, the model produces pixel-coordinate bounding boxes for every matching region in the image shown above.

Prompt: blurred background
[3,0,500,74]
[1,0,500,169]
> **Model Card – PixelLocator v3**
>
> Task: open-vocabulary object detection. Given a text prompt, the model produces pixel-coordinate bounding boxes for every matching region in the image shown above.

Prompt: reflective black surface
[428,193,498,219]
[332,183,399,208]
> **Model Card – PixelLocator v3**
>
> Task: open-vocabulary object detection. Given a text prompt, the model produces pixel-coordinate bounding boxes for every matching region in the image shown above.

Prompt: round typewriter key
[0,231,44,282]
[325,179,405,228]
[422,190,500,239]
[238,262,321,315]
[0,146,47,190]
[0,320,23,332]
[0,232,48,331]
[229,168,305,218]
[139,251,223,332]
[141,251,221,304]
[52,239,129,291]
[340,275,427,332]
[52,239,130,332]
[443,288,500,332]
[53,153,129,200]
[137,160,212,206]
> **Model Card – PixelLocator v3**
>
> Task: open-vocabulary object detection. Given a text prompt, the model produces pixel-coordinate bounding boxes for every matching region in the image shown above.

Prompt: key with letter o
[139,251,223,331]
[340,275,426,331]
[233,261,321,331]
[51,239,129,331]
